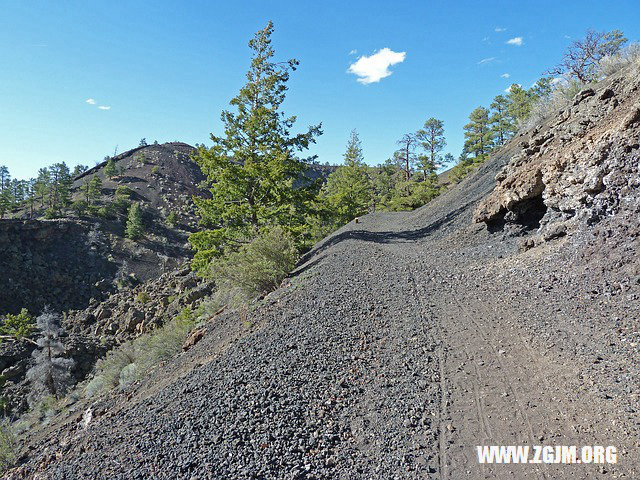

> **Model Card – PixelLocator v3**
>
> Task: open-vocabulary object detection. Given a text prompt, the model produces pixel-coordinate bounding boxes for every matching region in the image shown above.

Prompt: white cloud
[495,27,506,32]
[85,98,96,105]
[501,73,510,78]
[478,57,496,65]
[347,48,406,84]
[98,105,111,110]
[349,49,357,55]
[506,37,523,46]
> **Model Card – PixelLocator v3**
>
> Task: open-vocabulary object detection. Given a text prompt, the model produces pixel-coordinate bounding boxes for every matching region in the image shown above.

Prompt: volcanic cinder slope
[8,65,640,479]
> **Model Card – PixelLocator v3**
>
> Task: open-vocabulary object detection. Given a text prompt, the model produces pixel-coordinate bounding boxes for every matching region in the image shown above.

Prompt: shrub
[165,211,179,227]
[209,227,298,305]
[96,204,116,220]
[0,421,16,473]
[112,195,131,215]
[115,186,133,198]
[0,308,34,340]
[136,291,152,304]
[151,166,161,176]
[72,199,88,215]
[85,310,197,397]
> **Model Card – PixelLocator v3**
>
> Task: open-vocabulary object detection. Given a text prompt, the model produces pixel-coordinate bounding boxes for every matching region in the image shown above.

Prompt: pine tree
[507,85,532,124]
[34,168,51,208]
[490,95,515,146]
[394,134,418,181]
[25,310,75,406]
[416,118,446,180]
[72,164,88,177]
[104,158,118,179]
[463,107,494,162]
[125,203,144,240]
[0,166,10,192]
[189,21,322,273]
[46,163,72,216]
[322,130,373,226]
[86,176,102,204]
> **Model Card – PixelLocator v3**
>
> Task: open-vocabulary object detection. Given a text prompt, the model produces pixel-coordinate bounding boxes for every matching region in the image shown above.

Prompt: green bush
[165,211,179,227]
[115,186,133,198]
[0,421,16,473]
[151,166,161,176]
[209,227,298,305]
[136,291,152,304]
[72,199,88,215]
[0,308,34,340]
[96,204,116,220]
[85,308,198,397]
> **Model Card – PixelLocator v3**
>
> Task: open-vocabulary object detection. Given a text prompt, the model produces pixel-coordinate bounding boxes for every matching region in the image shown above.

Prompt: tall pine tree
[463,107,494,162]
[189,21,322,273]
[321,130,373,226]
[416,118,446,180]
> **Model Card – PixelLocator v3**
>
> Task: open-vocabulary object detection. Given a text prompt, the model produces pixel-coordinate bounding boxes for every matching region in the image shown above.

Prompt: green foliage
[125,203,144,240]
[416,118,446,179]
[104,158,118,178]
[137,153,146,164]
[189,22,321,274]
[464,107,494,162]
[0,421,16,473]
[0,308,34,340]
[208,227,298,305]
[320,130,373,228]
[71,199,88,215]
[136,291,152,304]
[96,204,116,220]
[165,211,179,227]
[85,310,198,396]
[151,166,161,176]
[490,95,515,146]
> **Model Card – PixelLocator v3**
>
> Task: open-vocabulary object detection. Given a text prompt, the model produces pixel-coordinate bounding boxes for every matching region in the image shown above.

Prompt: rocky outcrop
[0,219,116,315]
[65,265,214,340]
[474,63,640,240]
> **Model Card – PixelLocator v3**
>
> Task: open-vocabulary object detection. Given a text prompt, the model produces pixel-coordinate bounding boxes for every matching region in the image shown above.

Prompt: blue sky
[2,0,639,179]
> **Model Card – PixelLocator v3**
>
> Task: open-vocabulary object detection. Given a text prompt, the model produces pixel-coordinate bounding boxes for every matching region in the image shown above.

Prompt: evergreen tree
[322,130,373,226]
[394,133,418,181]
[34,168,51,208]
[46,163,72,216]
[0,190,11,218]
[416,118,446,180]
[507,84,532,124]
[0,166,10,192]
[139,138,148,147]
[72,164,88,177]
[25,310,75,406]
[189,21,322,273]
[104,158,118,179]
[490,95,515,146]
[86,176,102,204]
[125,203,144,240]
[464,107,494,162]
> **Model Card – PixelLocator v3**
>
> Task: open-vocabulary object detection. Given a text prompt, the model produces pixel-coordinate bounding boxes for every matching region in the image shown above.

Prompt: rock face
[0,219,116,315]
[474,64,640,241]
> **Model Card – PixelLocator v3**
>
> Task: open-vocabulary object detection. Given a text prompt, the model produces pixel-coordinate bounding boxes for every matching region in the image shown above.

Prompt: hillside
[7,62,640,479]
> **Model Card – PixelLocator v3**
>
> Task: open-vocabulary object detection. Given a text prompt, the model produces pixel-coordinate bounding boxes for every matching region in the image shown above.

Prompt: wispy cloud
[85,98,96,105]
[495,27,506,32]
[501,73,510,78]
[348,48,406,84]
[506,36,523,46]
[349,49,357,55]
[98,105,111,110]
[478,57,496,65]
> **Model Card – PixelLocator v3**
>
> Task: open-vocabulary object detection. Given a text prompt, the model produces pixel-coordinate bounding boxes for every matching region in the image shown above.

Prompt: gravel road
[11,144,640,479]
